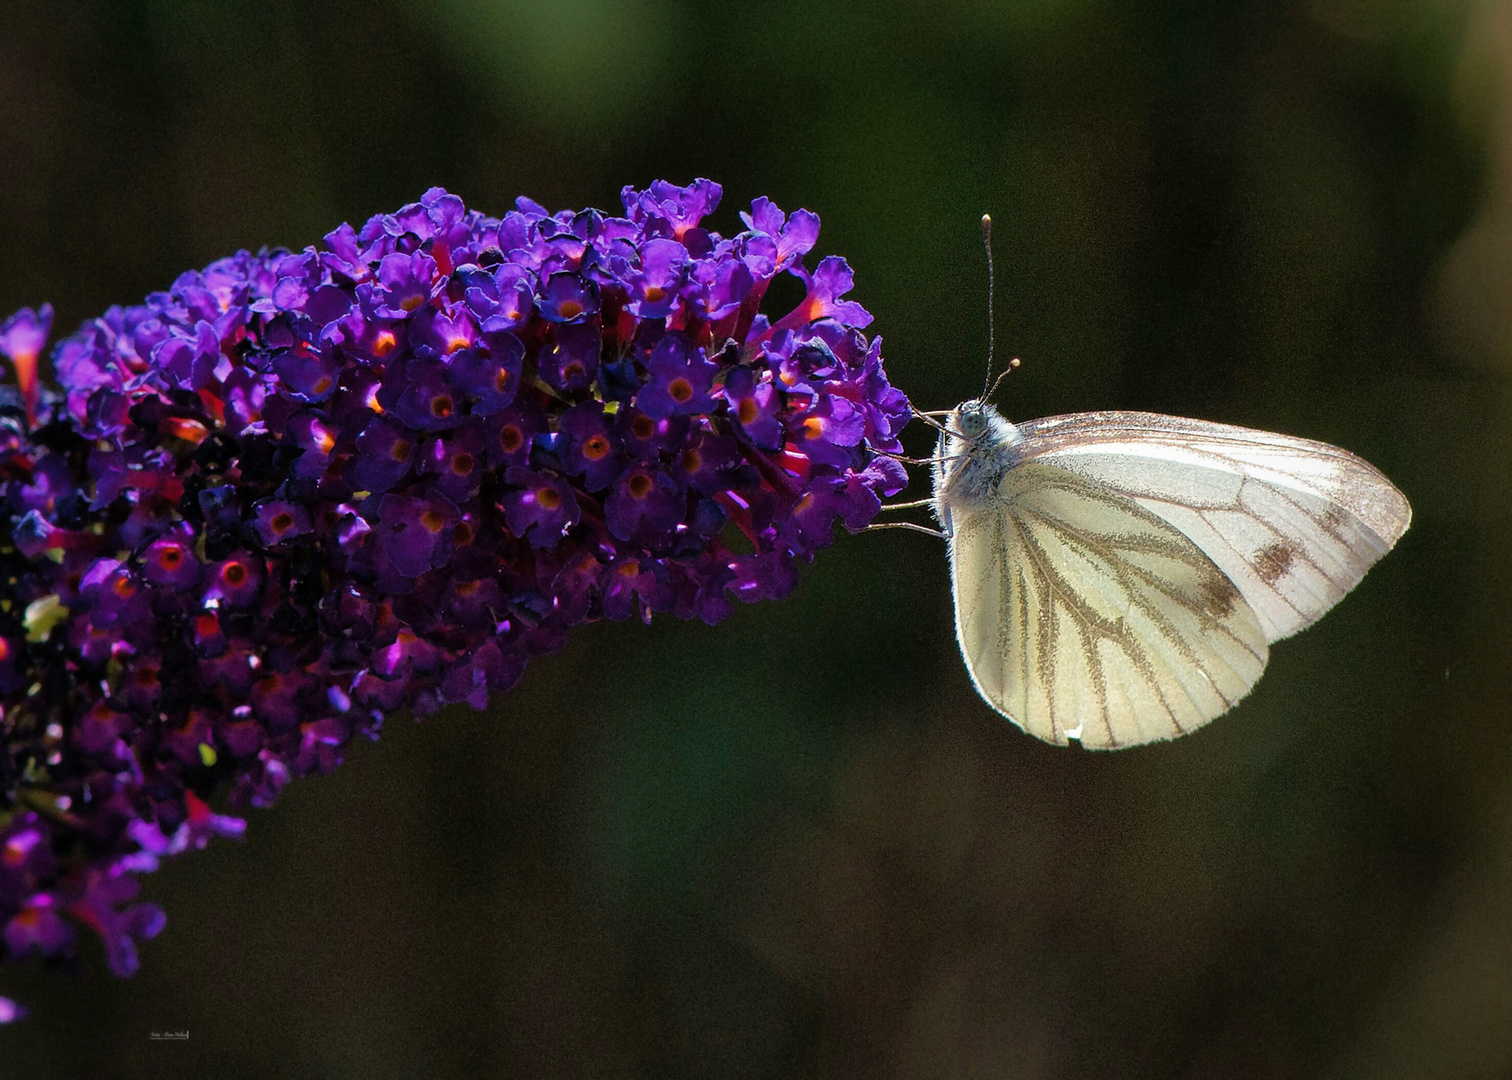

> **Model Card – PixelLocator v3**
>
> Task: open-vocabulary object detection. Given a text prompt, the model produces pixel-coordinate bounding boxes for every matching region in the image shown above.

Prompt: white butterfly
[929,401,1411,749]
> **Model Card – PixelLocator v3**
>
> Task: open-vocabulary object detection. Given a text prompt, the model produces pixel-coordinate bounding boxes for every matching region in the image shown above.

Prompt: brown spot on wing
[1199,573,1241,619]
[1252,540,1296,585]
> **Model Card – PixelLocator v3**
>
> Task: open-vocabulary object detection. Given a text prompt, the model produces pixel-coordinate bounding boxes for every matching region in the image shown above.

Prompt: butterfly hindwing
[949,462,1270,748]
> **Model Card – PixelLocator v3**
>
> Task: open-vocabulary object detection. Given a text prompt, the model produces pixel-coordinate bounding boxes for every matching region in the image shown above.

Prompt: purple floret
[254,498,313,546]
[634,333,718,419]
[375,491,459,577]
[539,322,600,395]
[626,238,691,320]
[352,415,419,492]
[605,462,684,547]
[501,467,581,547]
[538,272,598,324]
[0,305,53,372]
[365,251,440,319]
[447,330,524,414]
[558,400,624,491]
[0,179,913,1017]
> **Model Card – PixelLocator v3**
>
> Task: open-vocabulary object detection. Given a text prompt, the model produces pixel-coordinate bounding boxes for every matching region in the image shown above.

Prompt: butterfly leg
[910,410,954,436]
[870,447,953,466]
[860,520,945,539]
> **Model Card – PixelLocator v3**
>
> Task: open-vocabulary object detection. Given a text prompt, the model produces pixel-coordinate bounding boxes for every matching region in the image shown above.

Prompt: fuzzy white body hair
[931,400,1023,527]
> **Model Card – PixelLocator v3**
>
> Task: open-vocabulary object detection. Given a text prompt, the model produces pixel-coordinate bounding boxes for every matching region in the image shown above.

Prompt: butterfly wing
[949,461,1269,748]
[1009,412,1412,643]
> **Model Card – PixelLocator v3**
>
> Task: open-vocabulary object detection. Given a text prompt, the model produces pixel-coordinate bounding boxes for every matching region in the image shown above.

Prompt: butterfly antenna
[985,356,1021,402]
[979,214,995,402]
[977,213,1023,402]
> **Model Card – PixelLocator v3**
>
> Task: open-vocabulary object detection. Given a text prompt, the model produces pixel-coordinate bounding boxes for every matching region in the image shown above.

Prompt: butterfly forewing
[1010,412,1412,643]
[950,462,1270,748]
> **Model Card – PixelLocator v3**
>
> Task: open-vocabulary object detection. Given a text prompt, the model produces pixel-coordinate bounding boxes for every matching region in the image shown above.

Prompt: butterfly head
[952,399,1005,443]
[944,399,1023,470]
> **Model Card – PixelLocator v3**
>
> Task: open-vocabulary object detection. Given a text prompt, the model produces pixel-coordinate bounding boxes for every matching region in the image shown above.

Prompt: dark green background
[4,1,1508,1076]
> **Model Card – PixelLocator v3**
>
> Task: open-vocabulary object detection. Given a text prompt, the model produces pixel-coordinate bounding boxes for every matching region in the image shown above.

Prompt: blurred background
[2,0,1509,1076]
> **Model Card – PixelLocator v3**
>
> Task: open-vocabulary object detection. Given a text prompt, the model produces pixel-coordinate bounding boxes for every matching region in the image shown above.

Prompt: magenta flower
[0,304,54,426]
[0,180,911,1019]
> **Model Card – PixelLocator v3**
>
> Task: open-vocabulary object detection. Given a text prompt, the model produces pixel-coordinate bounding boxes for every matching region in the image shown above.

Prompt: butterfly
[927,399,1411,748]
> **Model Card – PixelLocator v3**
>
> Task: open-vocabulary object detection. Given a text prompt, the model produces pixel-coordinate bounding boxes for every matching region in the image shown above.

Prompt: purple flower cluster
[0,180,910,1006]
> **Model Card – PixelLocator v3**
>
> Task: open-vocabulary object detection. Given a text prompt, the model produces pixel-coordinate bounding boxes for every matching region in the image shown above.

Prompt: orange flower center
[164,417,210,443]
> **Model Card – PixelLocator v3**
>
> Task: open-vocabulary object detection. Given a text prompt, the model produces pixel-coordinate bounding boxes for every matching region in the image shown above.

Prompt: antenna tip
[1009,357,1021,369]
[980,213,992,231]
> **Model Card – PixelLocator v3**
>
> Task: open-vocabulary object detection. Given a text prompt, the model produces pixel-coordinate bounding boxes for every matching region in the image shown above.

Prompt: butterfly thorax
[932,400,1024,520]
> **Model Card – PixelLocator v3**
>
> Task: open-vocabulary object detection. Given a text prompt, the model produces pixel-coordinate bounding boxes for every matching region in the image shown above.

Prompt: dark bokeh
[3,0,1508,1076]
